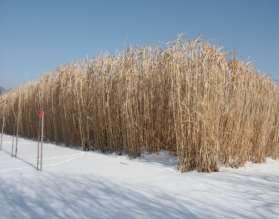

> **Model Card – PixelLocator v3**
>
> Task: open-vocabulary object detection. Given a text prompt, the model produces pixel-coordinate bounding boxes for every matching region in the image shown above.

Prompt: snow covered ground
[0,134,279,219]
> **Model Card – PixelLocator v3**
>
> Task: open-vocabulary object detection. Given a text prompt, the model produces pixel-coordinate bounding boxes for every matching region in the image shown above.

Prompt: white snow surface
[0,134,279,219]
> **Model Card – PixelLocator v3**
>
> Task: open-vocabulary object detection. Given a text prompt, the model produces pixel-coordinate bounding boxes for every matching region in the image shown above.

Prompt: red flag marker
[38,110,45,119]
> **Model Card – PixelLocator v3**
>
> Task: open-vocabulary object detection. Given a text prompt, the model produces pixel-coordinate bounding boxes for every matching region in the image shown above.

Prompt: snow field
[0,134,279,219]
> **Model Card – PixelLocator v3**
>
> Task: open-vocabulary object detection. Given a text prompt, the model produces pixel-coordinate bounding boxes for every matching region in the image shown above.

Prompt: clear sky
[0,0,278,88]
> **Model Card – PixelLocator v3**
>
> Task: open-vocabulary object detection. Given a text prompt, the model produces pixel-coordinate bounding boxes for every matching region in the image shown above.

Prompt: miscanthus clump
[1,38,278,172]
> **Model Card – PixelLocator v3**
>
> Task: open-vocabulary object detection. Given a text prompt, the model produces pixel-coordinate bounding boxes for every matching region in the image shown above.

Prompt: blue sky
[0,0,278,88]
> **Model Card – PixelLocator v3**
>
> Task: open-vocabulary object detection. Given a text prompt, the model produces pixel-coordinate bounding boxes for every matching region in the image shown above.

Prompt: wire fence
[0,109,44,171]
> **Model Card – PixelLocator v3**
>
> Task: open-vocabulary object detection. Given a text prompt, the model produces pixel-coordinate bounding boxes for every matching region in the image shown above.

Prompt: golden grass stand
[0,38,278,172]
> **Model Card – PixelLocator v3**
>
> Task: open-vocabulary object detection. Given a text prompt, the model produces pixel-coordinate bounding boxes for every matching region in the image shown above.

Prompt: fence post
[0,110,5,150]
[40,111,44,171]
[37,110,44,171]
[15,93,21,158]
[11,130,15,157]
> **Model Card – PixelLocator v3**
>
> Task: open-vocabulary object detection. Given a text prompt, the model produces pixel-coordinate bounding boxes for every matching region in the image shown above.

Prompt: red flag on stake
[38,110,45,119]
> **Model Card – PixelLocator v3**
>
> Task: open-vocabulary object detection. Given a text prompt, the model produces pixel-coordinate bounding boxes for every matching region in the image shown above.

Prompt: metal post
[37,110,44,171]
[37,120,40,170]
[11,130,15,157]
[0,112,5,150]
[40,113,44,171]
[15,93,21,158]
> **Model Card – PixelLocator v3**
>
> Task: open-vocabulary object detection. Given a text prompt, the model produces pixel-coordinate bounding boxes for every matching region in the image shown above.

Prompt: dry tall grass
[1,38,279,172]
